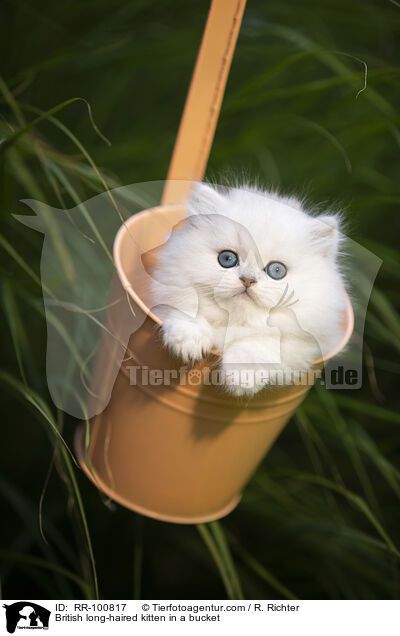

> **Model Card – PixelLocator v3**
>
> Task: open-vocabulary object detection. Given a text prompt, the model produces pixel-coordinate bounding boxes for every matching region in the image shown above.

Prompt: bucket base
[74,424,242,524]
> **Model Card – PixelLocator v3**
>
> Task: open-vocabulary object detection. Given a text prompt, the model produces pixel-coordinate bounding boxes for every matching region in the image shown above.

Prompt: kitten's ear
[185,182,225,216]
[309,214,341,257]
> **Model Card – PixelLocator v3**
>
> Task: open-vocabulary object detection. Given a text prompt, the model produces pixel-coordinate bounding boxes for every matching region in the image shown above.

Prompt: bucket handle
[161,0,247,206]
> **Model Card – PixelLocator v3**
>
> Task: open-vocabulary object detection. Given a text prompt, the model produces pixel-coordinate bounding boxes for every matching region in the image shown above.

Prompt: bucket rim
[114,205,354,365]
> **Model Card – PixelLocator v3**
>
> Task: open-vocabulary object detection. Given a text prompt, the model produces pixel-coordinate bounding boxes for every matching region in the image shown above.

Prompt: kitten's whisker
[279,284,289,306]
[285,290,295,305]
[283,299,299,309]
[274,284,289,309]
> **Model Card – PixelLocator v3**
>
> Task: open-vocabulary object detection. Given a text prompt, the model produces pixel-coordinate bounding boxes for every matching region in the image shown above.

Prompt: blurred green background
[1,0,400,600]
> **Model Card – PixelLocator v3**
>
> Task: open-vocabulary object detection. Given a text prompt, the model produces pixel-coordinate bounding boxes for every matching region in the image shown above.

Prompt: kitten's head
[154,183,345,339]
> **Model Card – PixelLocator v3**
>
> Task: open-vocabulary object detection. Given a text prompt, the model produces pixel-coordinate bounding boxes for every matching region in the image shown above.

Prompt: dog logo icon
[3,602,50,633]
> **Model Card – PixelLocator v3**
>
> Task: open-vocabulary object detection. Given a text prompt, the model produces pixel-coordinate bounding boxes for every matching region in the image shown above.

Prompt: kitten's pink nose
[240,275,257,288]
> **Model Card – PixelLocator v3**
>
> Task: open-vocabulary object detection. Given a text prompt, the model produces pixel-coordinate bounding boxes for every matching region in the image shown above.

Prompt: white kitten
[150,183,347,396]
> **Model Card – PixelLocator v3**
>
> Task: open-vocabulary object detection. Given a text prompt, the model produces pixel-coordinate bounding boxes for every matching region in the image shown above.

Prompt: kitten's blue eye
[218,250,239,268]
[265,261,287,279]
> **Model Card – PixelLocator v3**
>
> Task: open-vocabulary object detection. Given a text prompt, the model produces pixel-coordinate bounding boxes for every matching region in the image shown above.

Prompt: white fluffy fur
[150,183,347,396]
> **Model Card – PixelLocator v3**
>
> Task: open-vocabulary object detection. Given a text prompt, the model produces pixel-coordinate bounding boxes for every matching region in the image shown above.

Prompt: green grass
[1,0,400,599]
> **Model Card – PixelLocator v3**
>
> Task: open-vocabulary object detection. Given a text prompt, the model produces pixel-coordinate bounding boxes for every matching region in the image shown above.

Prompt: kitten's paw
[221,368,267,397]
[223,379,260,398]
[221,342,273,397]
[161,319,213,363]
[223,341,277,366]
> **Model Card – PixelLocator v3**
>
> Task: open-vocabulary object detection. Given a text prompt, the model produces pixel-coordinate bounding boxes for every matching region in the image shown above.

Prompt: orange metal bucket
[75,204,354,523]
